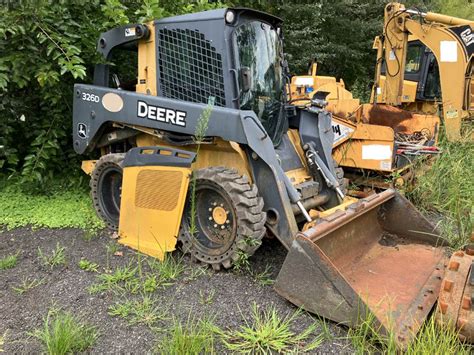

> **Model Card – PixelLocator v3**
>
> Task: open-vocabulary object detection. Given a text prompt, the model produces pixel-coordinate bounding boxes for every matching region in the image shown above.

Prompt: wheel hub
[211,206,227,225]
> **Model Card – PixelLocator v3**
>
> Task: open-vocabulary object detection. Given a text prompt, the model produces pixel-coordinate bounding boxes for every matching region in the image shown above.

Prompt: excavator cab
[72,7,465,347]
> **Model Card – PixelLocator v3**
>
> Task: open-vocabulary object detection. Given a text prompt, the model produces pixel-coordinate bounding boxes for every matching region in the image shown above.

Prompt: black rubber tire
[90,153,125,230]
[179,167,266,270]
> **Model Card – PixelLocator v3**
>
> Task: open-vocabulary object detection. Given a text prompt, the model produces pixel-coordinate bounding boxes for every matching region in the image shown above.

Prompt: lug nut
[213,224,217,228]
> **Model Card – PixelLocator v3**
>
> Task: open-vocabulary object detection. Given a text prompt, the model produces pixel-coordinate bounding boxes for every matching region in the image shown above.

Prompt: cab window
[405,44,423,74]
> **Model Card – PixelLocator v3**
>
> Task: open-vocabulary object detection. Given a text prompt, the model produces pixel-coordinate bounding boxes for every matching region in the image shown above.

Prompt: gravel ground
[0,227,351,353]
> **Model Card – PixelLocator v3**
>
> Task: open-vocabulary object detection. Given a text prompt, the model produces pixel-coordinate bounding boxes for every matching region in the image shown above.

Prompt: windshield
[235,21,284,142]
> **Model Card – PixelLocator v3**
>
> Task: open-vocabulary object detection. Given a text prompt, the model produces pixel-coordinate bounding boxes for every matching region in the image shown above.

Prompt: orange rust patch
[449,261,460,271]
[443,280,454,292]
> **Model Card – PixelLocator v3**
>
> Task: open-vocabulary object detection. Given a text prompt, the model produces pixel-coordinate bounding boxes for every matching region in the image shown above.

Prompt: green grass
[38,243,66,268]
[199,289,216,305]
[156,316,217,354]
[215,304,324,354]
[12,277,45,294]
[147,255,186,287]
[409,131,473,249]
[346,309,471,354]
[78,259,99,272]
[0,180,104,231]
[0,252,19,270]
[90,254,186,294]
[251,265,275,286]
[108,295,168,328]
[89,263,137,294]
[32,310,99,354]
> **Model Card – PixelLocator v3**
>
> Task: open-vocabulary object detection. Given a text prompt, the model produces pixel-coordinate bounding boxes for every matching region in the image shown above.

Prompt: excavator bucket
[275,189,448,347]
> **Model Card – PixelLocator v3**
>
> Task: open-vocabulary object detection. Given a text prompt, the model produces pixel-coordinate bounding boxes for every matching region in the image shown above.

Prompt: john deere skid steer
[73,8,474,346]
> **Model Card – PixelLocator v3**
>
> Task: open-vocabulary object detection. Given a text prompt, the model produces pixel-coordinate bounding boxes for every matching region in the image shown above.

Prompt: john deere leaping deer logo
[77,123,88,139]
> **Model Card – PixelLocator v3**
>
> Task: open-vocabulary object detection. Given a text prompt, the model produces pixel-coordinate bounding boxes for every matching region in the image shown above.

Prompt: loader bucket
[274,189,448,346]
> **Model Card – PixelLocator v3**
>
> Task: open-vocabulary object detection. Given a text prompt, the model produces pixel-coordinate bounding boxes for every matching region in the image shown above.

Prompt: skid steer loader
[72,8,474,346]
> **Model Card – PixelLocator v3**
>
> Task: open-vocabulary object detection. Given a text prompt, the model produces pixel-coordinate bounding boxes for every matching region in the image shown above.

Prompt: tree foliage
[1,0,465,186]
[0,0,220,186]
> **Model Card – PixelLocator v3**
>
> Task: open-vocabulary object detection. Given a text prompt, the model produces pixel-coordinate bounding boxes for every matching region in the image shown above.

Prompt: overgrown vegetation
[347,310,471,354]
[32,309,99,355]
[0,179,103,231]
[0,252,19,270]
[409,131,473,249]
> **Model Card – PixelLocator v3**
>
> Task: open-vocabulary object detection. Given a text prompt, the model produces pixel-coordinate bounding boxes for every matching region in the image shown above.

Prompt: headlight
[225,10,235,24]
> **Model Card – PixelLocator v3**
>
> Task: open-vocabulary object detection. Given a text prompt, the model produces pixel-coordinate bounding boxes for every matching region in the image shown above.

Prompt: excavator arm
[374,2,474,141]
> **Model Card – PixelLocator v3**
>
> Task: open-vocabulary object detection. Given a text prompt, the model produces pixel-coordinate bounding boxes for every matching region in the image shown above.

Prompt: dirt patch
[0,227,350,353]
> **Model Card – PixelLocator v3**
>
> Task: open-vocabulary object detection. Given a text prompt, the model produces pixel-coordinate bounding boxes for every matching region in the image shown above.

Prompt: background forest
[0,0,470,184]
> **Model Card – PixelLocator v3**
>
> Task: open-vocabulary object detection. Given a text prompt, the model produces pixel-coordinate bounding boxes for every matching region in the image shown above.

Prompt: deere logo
[137,101,186,127]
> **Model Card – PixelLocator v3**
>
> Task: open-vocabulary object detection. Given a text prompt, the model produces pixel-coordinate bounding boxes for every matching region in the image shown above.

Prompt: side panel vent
[157,28,226,106]
[135,170,183,211]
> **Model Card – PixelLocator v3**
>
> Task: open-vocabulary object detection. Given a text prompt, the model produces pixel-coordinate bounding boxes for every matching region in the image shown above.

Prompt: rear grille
[157,28,226,106]
[135,170,183,211]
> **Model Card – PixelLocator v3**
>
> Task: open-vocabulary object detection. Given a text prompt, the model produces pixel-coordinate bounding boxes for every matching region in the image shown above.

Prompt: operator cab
[93,8,289,146]
[234,18,287,145]
[381,40,441,101]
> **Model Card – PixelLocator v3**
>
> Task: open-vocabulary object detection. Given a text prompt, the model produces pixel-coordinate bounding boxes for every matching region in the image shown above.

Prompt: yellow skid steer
[73,8,473,346]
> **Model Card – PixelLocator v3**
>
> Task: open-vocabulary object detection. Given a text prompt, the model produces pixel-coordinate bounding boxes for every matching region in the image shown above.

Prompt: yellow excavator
[373,2,474,141]
[289,62,440,191]
[73,8,474,346]
[289,2,474,189]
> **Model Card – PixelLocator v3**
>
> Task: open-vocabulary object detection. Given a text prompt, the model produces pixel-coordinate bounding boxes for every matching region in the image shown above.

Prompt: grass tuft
[215,304,323,354]
[108,295,168,328]
[251,265,275,286]
[78,259,99,272]
[12,277,45,294]
[38,242,66,268]
[347,309,471,354]
[406,317,469,354]
[156,316,217,354]
[147,255,186,287]
[89,263,137,294]
[0,252,19,270]
[32,310,99,354]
